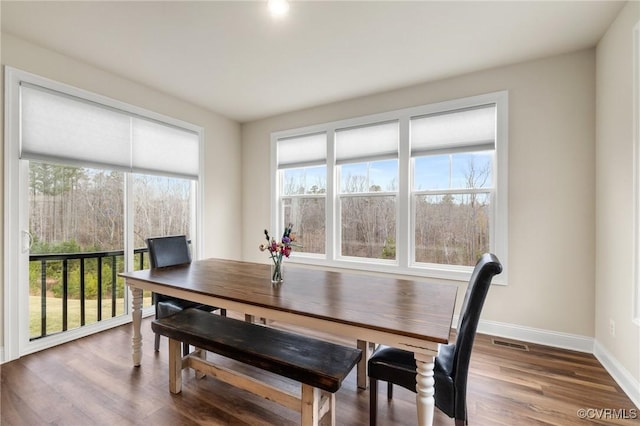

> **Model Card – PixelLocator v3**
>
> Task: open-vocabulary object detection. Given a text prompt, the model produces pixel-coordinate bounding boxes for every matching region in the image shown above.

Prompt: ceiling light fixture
[268,0,290,18]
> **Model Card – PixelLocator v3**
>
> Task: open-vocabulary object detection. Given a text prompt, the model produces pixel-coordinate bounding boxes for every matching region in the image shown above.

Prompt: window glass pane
[340,160,398,193]
[28,163,125,338]
[133,174,193,249]
[414,156,450,190]
[282,197,326,255]
[281,166,326,195]
[340,196,396,260]
[414,152,492,190]
[414,193,491,266]
[133,174,193,308]
[451,152,492,189]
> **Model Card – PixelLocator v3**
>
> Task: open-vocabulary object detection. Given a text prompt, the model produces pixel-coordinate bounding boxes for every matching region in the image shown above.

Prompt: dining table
[120,258,458,426]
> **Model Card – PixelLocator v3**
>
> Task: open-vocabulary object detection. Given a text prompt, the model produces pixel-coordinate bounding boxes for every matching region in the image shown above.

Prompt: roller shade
[336,121,398,164]
[411,105,495,156]
[277,132,326,169]
[20,83,199,180]
[131,118,199,178]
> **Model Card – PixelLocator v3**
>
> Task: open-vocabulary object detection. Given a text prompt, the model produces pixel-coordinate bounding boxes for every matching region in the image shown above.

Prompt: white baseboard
[0,347,4,364]
[594,340,640,409]
[462,317,638,409]
[455,316,595,353]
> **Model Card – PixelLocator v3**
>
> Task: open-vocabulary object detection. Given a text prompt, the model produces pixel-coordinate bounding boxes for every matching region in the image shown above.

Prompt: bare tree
[29,164,191,253]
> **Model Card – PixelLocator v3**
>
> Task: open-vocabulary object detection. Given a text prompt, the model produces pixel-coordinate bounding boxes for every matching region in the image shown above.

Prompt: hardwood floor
[1,314,637,425]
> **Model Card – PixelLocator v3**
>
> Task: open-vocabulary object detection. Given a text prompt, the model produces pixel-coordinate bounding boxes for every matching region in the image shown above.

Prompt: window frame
[271,91,508,284]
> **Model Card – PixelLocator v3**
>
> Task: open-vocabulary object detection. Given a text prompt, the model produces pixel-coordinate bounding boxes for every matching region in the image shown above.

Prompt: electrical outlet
[609,319,615,337]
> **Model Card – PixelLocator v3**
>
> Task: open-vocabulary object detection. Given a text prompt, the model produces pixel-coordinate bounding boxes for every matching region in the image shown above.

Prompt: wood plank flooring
[1,314,637,425]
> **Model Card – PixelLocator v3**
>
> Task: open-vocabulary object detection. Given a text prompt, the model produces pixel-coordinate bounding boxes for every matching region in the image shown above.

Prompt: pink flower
[260,225,299,267]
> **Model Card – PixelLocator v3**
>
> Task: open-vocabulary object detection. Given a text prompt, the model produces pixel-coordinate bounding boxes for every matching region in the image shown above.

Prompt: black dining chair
[368,253,502,426]
[146,235,225,355]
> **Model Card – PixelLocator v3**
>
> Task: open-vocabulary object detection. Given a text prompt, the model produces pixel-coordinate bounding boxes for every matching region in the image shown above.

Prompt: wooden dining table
[120,258,458,426]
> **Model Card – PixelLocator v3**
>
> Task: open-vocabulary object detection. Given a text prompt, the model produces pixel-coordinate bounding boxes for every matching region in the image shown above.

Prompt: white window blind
[336,121,398,164]
[277,132,326,169]
[411,105,496,156]
[20,83,199,180]
[131,118,199,178]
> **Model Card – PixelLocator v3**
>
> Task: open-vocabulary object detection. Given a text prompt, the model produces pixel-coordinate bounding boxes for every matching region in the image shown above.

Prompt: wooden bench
[151,308,362,426]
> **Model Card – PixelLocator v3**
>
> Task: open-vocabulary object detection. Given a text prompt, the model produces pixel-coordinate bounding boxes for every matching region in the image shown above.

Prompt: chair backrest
[146,235,192,269]
[451,253,502,412]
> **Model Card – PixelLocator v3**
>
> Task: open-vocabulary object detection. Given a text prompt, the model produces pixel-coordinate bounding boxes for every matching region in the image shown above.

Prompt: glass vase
[271,262,284,284]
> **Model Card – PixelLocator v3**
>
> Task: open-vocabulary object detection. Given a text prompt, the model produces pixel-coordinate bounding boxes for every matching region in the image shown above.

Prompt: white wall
[595,0,640,406]
[0,33,243,353]
[242,49,596,341]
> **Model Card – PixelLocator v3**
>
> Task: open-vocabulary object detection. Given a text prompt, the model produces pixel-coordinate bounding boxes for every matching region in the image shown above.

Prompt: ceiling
[1,1,626,123]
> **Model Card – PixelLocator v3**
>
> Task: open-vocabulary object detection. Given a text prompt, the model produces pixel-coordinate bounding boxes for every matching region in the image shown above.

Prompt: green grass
[29,295,152,338]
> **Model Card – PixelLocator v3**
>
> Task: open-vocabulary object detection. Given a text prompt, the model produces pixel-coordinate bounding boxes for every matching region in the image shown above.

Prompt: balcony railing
[29,247,150,341]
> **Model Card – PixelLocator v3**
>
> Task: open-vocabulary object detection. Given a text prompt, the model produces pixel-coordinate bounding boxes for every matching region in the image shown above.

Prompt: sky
[282,151,493,195]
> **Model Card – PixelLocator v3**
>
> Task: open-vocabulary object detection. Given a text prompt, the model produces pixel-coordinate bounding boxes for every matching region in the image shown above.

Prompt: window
[272,91,507,283]
[277,133,327,255]
[337,122,398,260]
[411,105,495,267]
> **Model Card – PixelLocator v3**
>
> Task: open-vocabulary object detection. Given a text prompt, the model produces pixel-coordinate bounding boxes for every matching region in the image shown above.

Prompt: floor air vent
[491,339,529,351]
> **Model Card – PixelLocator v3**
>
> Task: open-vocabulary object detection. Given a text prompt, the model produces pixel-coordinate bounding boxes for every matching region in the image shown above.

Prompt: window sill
[286,255,507,285]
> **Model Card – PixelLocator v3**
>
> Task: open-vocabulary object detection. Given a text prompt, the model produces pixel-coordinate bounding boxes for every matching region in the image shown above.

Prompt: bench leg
[168,338,182,394]
[322,391,335,425]
[244,314,268,325]
[194,348,207,379]
[301,384,320,426]
[301,385,335,426]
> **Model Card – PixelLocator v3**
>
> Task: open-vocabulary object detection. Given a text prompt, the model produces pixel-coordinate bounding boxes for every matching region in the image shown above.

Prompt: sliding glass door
[4,67,202,360]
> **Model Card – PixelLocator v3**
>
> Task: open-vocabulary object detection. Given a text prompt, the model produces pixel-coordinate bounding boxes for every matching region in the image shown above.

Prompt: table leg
[414,352,436,426]
[131,286,143,366]
[356,340,374,389]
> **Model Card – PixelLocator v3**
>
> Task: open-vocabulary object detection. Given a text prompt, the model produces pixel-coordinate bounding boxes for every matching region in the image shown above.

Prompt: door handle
[21,230,33,253]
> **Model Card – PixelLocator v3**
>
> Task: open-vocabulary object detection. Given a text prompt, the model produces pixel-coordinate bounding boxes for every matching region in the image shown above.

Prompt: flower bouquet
[259,224,296,284]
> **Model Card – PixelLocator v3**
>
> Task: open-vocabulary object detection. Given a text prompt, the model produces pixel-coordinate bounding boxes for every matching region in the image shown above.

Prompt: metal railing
[29,247,149,340]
